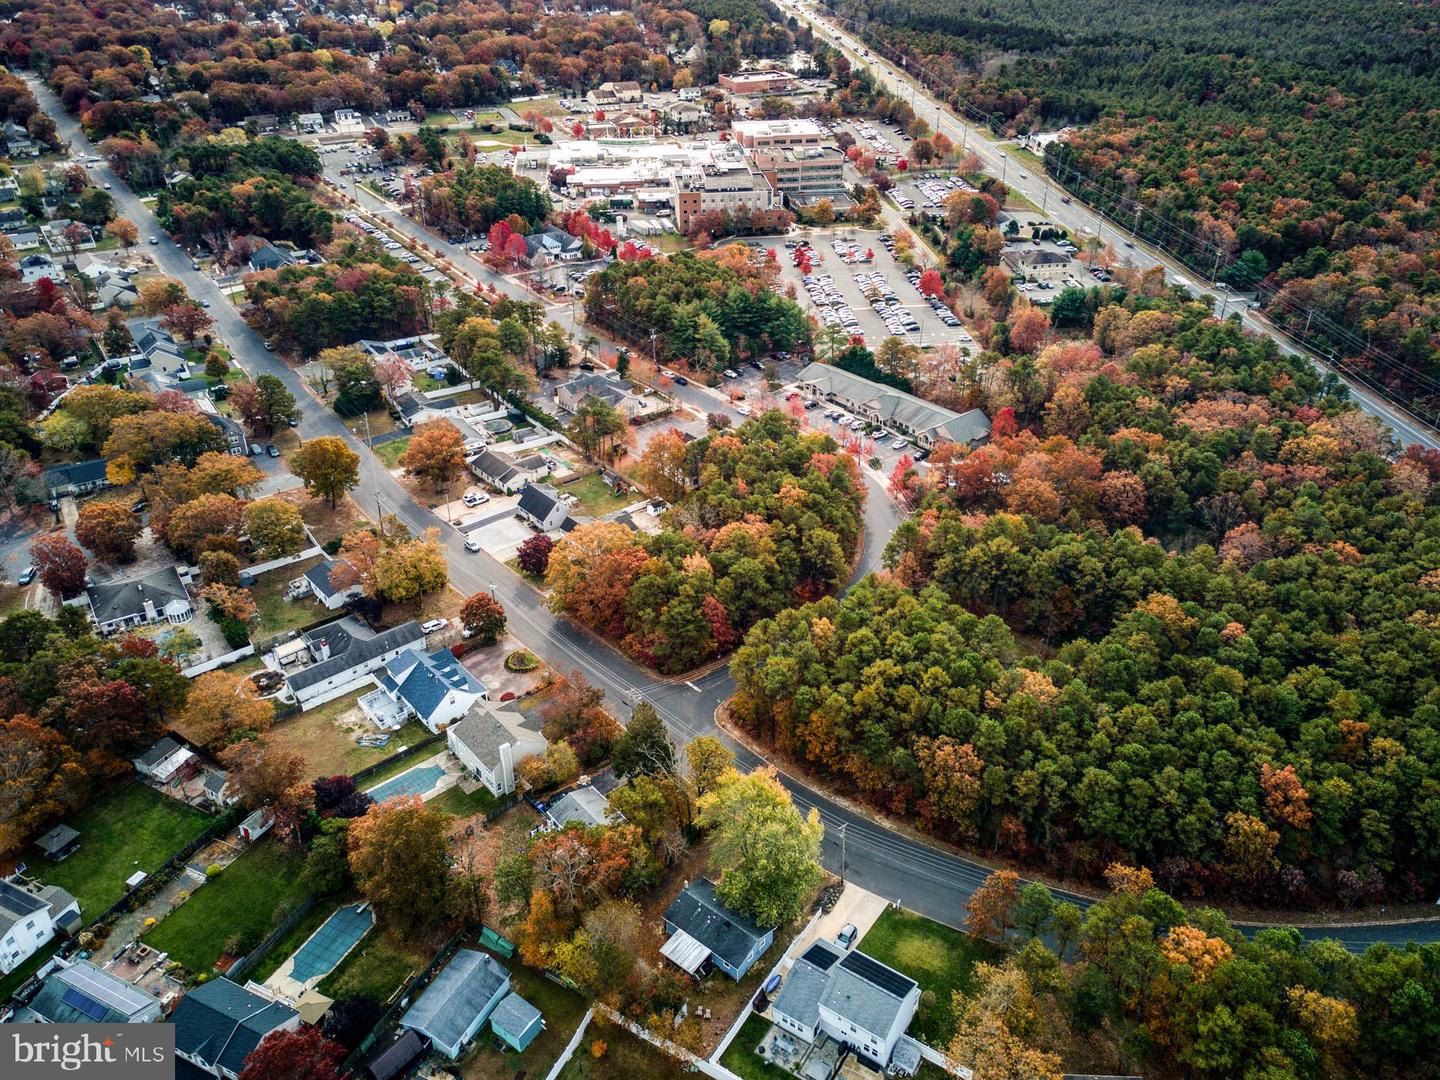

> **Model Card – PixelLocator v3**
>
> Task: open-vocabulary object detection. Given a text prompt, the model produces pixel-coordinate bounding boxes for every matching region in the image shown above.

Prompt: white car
[463,491,489,507]
[420,618,448,634]
[723,368,739,379]
[464,538,482,553]
[736,404,751,416]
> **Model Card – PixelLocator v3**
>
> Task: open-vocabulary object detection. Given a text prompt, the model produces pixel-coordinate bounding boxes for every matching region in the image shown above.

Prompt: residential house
[86,566,195,634]
[296,113,325,133]
[0,206,30,230]
[1004,248,1073,284]
[661,878,775,981]
[133,736,198,785]
[16,959,163,1024]
[0,878,81,975]
[523,225,585,265]
[399,949,511,1059]
[18,253,59,285]
[359,646,488,733]
[200,407,250,456]
[333,109,364,133]
[33,824,80,862]
[164,169,192,188]
[40,219,97,254]
[469,447,550,494]
[490,992,544,1052]
[294,558,362,610]
[659,99,709,134]
[125,316,190,377]
[586,80,642,107]
[677,86,703,102]
[769,940,922,1072]
[171,978,300,1080]
[245,114,280,133]
[447,699,548,797]
[5,229,41,252]
[42,458,109,498]
[553,370,656,419]
[794,362,991,450]
[247,242,297,272]
[283,617,426,709]
[0,174,18,200]
[515,482,568,532]
[543,785,614,830]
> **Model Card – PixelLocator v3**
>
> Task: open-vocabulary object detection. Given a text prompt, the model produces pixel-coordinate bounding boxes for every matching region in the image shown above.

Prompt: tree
[918,269,945,298]
[74,500,141,562]
[634,428,691,503]
[291,436,359,507]
[372,533,448,603]
[220,739,304,810]
[966,870,1019,942]
[697,766,823,926]
[612,702,675,779]
[244,498,306,558]
[238,1027,344,1080]
[915,737,984,836]
[160,301,213,343]
[399,418,465,487]
[325,347,381,413]
[104,217,138,247]
[305,818,354,896]
[566,397,627,463]
[253,374,300,430]
[460,592,506,645]
[948,960,1063,1080]
[321,996,383,1052]
[163,492,246,557]
[0,715,87,854]
[516,534,554,577]
[686,736,734,797]
[180,670,273,748]
[348,795,451,937]
[31,534,86,600]
[199,583,258,625]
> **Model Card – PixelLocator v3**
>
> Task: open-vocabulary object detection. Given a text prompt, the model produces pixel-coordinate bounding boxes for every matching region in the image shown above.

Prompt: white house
[296,112,325,132]
[400,949,511,1059]
[291,558,362,610]
[133,736,197,785]
[86,566,194,634]
[469,448,551,495]
[770,940,921,1071]
[447,700,548,796]
[516,482,568,532]
[332,108,364,133]
[0,878,80,975]
[283,617,425,710]
[359,647,487,732]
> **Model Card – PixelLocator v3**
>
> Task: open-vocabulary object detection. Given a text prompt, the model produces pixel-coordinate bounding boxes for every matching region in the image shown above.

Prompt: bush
[205,864,222,878]
[214,614,251,650]
[504,650,539,672]
[322,537,343,555]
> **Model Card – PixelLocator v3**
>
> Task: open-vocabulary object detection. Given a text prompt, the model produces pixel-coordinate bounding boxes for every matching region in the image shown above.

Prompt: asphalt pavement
[27,75,1440,947]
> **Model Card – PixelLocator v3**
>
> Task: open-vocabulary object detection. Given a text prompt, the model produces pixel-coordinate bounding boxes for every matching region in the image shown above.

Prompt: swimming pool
[366,763,445,802]
[288,903,373,984]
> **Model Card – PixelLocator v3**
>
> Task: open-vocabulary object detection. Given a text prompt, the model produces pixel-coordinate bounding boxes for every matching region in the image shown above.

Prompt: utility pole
[838,822,847,883]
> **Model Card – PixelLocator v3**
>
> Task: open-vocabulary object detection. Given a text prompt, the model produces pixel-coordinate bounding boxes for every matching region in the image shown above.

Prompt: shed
[490,991,544,1052]
[364,1030,427,1080]
[34,823,80,861]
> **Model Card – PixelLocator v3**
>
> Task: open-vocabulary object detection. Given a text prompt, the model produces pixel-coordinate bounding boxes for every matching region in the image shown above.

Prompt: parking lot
[767,229,974,350]
[889,171,978,216]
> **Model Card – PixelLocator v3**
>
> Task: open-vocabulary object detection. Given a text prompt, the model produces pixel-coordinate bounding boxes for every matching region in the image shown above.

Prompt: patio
[359,687,410,730]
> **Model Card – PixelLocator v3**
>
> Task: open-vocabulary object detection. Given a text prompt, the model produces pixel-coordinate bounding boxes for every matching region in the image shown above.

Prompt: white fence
[181,643,256,678]
[242,545,325,581]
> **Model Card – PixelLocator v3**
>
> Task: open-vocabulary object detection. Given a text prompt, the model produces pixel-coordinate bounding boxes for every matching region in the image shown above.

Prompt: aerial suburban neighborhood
[0,1,1437,1079]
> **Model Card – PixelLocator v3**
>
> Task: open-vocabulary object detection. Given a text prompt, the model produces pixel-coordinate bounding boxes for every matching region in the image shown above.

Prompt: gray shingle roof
[0,878,47,936]
[771,945,834,1028]
[136,736,185,770]
[449,701,545,770]
[290,619,424,692]
[664,879,773,971]
[401,949,508,1052]
[795,362,990,446]
[821,949,917,1038]
[517,482,561,522]
[87,566,190,626]
[303,558,352,600]
[25,960,160,1023]
[490,991,542,1041]
[545,786,612,829]
[43,458,108,492]
[171,978,296,1076]
[34,823,79,856]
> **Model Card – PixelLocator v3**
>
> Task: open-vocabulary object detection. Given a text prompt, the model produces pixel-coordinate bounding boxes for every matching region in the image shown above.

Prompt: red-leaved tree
[237,1027,344,1080]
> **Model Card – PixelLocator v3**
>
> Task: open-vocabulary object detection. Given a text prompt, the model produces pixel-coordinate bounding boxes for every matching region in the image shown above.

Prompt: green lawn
[318,926,435,1004]
[37,782,212,918]
[143,839,308,974]
[251,556,328,636]
[555,1017,685,1080]
[458,963,587,1079]
[856,907,1000,1044]
[248,899,345,984]
[267,690,430,779]
[560,474,632,518]
[411,371,444,393]
[719,1014,792,1080]
[428,784,501,818]
[375,436,412,468]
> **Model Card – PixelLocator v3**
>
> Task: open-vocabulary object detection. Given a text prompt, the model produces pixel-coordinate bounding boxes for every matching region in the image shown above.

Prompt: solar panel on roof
[802,943,841,971]
[839,950,914,998]
[62,987,109,1021]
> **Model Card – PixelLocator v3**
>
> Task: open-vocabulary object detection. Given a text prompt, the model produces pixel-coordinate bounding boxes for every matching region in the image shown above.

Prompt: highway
[27,75,1440,948]
[783,2,1440,452]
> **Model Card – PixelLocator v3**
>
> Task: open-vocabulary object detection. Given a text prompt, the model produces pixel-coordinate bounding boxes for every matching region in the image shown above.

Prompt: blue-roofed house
[490,991,544,1052]
[16,959,163,1023]
[360,647,487,732]
[399,949,511,1059]
[171,977,299,1079]
[661,878,774,981]
[294,558,362,610]
[43,458,110,499]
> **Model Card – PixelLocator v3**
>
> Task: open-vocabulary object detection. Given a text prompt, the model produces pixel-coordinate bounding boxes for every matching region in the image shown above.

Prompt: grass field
[37,782,212,918]
[555,1017,686,1080]
[267,691,430,779]
[459,963,587,1079]
[375,436,412,468]
[143,839,308,974]
[560,474,631,518]
[856,907,1000,1044]
[428,784,501,818]
[252,556,327,636]
[248,899,344,984]
[318,925,435,1004]
[718,1014,791,1080]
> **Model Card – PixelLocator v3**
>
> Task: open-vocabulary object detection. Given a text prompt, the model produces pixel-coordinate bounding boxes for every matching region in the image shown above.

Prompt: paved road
[30,78,1440,948]
[782,2,1440,452]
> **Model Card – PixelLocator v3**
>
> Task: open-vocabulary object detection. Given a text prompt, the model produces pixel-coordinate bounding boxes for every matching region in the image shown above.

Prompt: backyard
[374,435,412,469]
[251,555,330,637]
[719,1014,791,1080]
[143,838,308,974]
[318,925,438,1004]
[428,784,502,818]
[458,962,588,1079]
[266,691,432,778]
[36,782,213,918]
[555,1017,686,1080]
[560,474,632,518]
[856,907,999,1044]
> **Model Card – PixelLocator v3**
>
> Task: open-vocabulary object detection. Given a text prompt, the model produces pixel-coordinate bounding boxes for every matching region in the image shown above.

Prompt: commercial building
[719,70,799,95]
[731,118,827,150]
[748,145,849,211]
[794,362,991,449]
[672,163,777,232]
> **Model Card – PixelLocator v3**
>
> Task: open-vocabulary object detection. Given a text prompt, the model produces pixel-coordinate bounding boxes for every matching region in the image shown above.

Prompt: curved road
[29,77,1440,950]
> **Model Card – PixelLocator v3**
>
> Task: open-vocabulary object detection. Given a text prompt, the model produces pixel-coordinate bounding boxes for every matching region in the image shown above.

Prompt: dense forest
[547,411,864,673]
[831,0,1440,414]
[732,287,1440,907]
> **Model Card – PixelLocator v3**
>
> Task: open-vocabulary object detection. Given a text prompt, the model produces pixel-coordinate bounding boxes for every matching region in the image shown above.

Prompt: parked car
[464,538,482,553]
[420,618,448,634]
[673,375,688,385]
[17,565,36,586]
[836,923,858,949]
[266,444,280,458]
[722,368,739,379]
[148,236,158,245]
[463,491,489,507]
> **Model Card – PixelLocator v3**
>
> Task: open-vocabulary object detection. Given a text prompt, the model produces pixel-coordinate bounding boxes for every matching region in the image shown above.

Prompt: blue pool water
[366,763,444,802]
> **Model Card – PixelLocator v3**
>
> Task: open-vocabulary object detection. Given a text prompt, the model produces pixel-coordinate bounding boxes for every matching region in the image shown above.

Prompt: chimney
[317,638,330,661]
